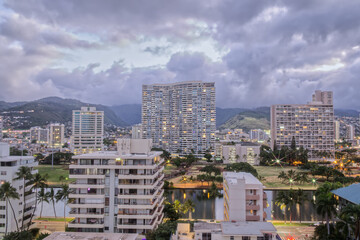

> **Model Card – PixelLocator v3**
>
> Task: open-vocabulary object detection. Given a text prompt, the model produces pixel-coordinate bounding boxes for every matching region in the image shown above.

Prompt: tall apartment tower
[223,172,266,222]
[0,143,38,237]
[49,123,65,148]
[0,116,3,140]
[142,81,216,155]
[335,120,340,142]
[271,90,335,159]
[346,124,355,140]
[71,107,104,155]
[131,124,142,139]
[68,139,165,234]
[30,126,49,144]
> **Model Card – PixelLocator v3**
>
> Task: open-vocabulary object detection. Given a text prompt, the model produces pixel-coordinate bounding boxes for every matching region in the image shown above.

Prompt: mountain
[334,109,359,117]
[1,97,127,128]
[216,107,248,127]
[0,101,26,111]
[110,104,142,125]
[219,109,270,132]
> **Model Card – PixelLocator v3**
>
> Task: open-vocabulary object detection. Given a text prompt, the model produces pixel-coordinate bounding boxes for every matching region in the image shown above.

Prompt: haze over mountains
[0,97,359,130]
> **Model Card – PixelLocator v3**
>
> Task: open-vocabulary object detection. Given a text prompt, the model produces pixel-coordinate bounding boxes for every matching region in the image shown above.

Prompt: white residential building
[335,120,340,142]
[142,81,216,155]
[131,124,142,139]
[30,127,49,144]
[49,123,65,148]
[271,90,335,159]
[44,232,138,240]
[68,139,164,234]
[0,116,3,140]
[0,143,38,236]
[71,107,104,155]
[215,141,260,165]
[346,124,355,140]
[249,129,269,143]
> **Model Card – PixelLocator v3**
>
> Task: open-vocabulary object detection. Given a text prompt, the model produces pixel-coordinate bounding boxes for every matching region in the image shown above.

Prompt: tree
[275,190,292,223]
[295,189,308,223]
[224,162,258,177]
[339,204,360,239]
[204,153,212,162]
[14,166,32,230]
[27,173,48,230]
[145,221,177,240]
[160,150,171,161]
[182,199,195,219]
[173,200,183,213]
[200,165,221,176]
[36,233,50,240]
[56,184,73,229]
[2,230,33,240]
[0,181,20,233]
[163,202,180,221]
[42,152,74,165]
[46,188,57,218]
[10,147,28,156]
[37,187,49,218]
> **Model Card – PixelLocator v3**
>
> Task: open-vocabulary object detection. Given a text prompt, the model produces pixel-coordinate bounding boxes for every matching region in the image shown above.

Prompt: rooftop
[194,222,222,231]
[332,183,360,205]
[44,232,138,240]
[72,150,162,159]
[221,221,276,236]
[223,172,262,185]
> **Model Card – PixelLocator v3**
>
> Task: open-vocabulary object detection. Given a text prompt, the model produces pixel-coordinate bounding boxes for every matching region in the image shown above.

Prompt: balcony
[117,219,157,230]
[68,203,104,209]
[246,215,260,221]
[118,196,164,210]
[246,195,260,200]
[118,189,164,200]
[246,205,260,211]
[69,210,105,218]
[69,183,105,189]
[69,193,105,199]
[118,175,164,189]
[68,219,104,229]
[69,174,105,179]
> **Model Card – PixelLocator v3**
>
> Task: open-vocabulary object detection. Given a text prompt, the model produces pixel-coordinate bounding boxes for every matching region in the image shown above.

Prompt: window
[257,237,265,240]
[0,223,5,227]
[1,171,6,175]
[242,237,251,240]
[230,237,234,240]
[202,233,211,240]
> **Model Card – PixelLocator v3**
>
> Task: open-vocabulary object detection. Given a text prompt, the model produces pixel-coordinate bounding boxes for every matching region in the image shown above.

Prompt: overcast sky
[0,0,360,108]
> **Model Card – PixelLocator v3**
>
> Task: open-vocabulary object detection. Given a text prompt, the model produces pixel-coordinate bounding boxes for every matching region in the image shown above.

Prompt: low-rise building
[215,141,260,165]
[30,126,49,144]
[44,232,139,240]
[68,139,164,234]
[0,143,38,236]
[332,183,360,209]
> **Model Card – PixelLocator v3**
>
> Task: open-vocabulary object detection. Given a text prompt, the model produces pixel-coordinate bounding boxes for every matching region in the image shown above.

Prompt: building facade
[142,81,216,155]
[249,129,269,143]
[271,90,335,159]
[30,127,49,144]
[215,141,260,165]
[71,107,104,155]
[131,124,142,139]
[345,124,355,140]
[68,139,164,234]
[49,123,65,148]
[335,120,340,142]
[0,143,38,236]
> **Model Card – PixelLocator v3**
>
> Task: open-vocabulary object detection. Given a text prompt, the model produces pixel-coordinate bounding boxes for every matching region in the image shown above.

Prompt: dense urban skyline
[1,1,360,109]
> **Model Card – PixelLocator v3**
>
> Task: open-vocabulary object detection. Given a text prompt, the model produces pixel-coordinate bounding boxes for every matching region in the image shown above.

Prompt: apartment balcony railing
[246,215,260,221]
[246,205,260,211]
[246,195,260,200]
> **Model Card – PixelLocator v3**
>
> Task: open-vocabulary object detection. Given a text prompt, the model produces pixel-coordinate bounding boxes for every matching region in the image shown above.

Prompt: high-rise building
[249,129,269,142]
[68,139,164,234]
[271,90,335,159]
[335,120,340,142]
[346,124,355,140]
[131,124,142,139]
[30,126,49,144]
[0,143,38,236]
[71,107,104,155]
[215,141,260,165]
[142,81,216,155]
[0,116,3,140]
[49,123,65,148]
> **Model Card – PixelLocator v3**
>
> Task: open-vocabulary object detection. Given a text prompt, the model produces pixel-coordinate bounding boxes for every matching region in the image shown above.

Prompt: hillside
[219,110,270,132]
[110,104,142,125]
[2,97,127,128]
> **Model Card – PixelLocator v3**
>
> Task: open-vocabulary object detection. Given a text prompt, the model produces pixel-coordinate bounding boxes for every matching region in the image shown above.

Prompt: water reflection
[167,189,321,221]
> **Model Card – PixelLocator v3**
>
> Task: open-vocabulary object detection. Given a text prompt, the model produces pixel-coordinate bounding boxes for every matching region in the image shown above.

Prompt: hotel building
[215,141,260,165]
[142,81,216,155]
[71,107,104,155]
[271,90,335,159]
[49,123,65,148]
[30,126,49,144]
[68,139,164,234]
[0,143,38,236]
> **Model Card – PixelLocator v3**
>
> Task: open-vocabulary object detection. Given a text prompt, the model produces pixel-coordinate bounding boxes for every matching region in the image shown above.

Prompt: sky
[0,0,360,108]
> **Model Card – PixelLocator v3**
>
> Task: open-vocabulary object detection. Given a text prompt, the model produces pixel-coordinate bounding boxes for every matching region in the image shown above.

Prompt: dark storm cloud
[1,0,360,108]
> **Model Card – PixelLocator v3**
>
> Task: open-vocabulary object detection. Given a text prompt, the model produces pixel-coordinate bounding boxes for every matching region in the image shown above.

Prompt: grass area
[164,164,178,174]
[35,165,74,185]
[36,217,74,222]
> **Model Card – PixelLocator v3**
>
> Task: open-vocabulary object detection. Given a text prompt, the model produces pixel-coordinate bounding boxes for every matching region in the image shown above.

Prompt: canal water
[166,189,321,221]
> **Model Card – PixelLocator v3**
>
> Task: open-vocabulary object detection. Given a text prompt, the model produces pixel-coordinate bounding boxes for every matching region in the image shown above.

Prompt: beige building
[215,141,260,165]
[68,139,164,234]
[0,143,38,237]
[71,107,104,155]
[346,124,355,140]
[335,120,340,142]
[30,126,49,144]
[49,123,65,148]
[131,124,142,139]
[142,81,216,155]
[271,90,335,159]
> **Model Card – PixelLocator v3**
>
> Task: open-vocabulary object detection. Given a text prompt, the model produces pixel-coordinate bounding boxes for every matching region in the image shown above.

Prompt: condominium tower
[271,90,335,159]
[49,123,65,148]
[71,107,104,155]
[0,143,38,237]
[30,126,49,144]
[68,139,164,234]
[142,81,216,155]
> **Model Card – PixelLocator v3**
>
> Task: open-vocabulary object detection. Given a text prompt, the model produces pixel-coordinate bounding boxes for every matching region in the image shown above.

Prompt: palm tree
[295,189,308,223]
[0,181,20,234]
[173,200,183,213]
[37,187,49,218]
[182,199,195,219]
[278,171,287,183]
[14,166,32,230]
[56,184,73,228]
[27,173,48,230]
[46,188,57,218]
[275,191,291,223]
[339,204,360,240]
[315,192,337,236]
